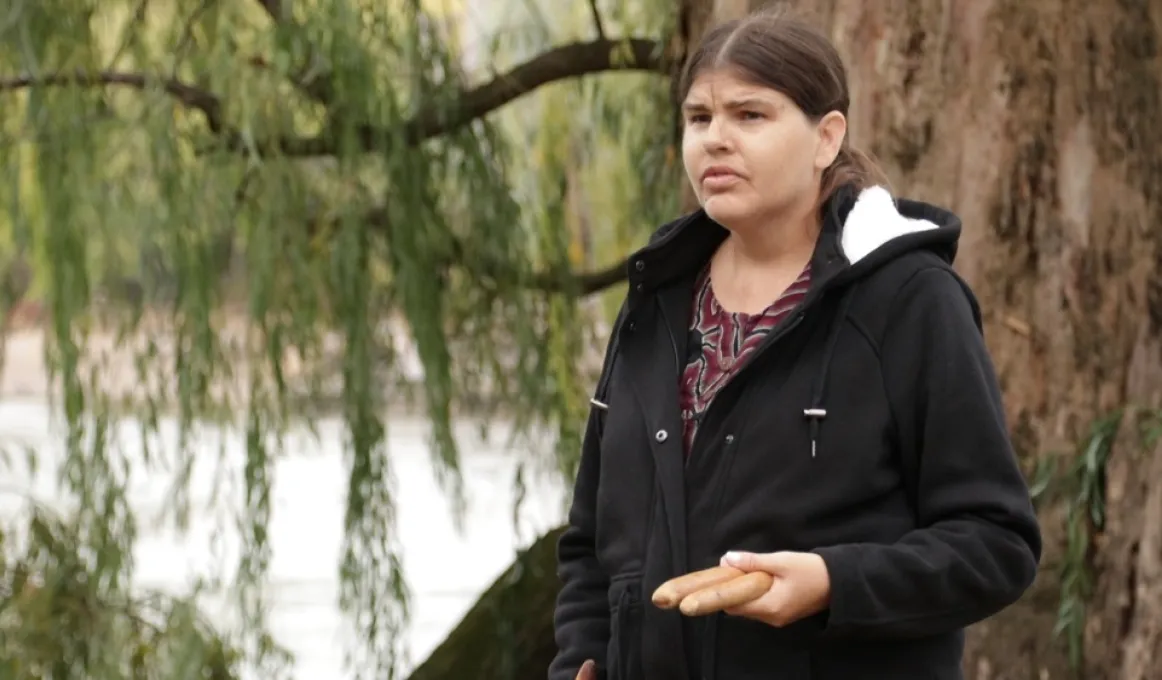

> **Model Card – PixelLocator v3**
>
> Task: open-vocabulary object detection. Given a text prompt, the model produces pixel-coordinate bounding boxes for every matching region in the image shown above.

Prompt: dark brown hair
[678,7,888,205]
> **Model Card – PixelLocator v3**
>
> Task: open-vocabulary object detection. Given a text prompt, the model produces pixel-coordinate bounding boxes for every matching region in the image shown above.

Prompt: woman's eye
[687,114,711,124]
[740,110,765,120]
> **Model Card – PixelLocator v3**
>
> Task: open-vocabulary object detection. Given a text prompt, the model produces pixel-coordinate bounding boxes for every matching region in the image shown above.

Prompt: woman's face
[680,69,843,230]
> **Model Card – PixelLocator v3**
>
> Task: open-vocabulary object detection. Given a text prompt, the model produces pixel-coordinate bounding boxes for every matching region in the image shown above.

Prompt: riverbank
[1,305,608,419]
[0,313,420,407]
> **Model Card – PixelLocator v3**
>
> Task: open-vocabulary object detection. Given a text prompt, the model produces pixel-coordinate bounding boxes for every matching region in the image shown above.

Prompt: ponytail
[819,142,890,207]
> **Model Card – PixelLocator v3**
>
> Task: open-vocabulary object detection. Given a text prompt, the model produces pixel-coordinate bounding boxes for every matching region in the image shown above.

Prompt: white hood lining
[840,186,940,265]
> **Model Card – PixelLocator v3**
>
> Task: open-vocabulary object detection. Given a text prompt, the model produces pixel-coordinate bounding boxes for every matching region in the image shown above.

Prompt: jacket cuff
[812,544,860,637]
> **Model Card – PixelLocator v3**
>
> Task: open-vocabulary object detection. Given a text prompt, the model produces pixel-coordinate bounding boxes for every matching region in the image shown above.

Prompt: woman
[550,8,1041,680]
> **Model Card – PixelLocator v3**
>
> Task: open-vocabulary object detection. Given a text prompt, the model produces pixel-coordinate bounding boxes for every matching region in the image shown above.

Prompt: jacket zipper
[657,301,682,377]
[682,304,809,468]
[678,304,808,680]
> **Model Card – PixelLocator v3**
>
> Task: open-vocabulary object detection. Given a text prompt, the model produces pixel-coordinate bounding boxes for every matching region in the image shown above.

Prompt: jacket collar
[623,182,953,308]
[624,184,861,308]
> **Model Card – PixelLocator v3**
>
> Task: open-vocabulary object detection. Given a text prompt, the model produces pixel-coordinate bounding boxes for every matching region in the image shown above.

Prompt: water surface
[0,399,567,678]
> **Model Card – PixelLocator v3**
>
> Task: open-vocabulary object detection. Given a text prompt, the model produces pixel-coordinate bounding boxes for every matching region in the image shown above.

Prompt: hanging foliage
[0,0,681,677]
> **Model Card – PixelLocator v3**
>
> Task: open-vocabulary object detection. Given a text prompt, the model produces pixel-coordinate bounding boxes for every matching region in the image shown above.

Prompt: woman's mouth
[702,166,742,189]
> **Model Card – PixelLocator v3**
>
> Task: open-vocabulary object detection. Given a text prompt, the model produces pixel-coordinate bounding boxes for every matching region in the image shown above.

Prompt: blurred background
[0,0,1158,678]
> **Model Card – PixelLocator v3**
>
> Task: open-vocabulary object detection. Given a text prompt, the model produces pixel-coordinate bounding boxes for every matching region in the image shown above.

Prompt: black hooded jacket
[548,185,1042,680]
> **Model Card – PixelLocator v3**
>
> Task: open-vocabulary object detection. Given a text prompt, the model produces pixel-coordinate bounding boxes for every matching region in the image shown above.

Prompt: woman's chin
[702,195,755,229]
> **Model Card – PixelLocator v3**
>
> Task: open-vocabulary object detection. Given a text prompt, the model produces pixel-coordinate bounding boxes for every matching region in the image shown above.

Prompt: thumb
[722,550,790,573]
[576,659,597,680]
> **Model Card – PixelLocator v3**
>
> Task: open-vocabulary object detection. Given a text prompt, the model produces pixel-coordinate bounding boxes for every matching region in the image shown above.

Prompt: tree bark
[773,1,1162,678]
[415,2,1162,679]
[406,527,564,680]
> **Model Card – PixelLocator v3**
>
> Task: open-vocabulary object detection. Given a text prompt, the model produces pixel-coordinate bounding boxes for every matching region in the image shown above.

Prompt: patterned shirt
[679,263,812,455]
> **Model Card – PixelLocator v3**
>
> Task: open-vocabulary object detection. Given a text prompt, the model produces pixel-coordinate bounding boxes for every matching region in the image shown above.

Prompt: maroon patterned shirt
[679,263,812,455]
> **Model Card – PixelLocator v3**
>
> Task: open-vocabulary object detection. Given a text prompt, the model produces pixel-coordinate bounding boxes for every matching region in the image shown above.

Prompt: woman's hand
[718,550,831,627]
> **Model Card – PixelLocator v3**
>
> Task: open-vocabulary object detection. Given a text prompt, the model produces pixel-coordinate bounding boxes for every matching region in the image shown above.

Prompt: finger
[678,571,774,616]
[576,659,596,680]
[722,550,789,573]
[723,595,777,622]
[652,565,744,609]
[724,601,796,628]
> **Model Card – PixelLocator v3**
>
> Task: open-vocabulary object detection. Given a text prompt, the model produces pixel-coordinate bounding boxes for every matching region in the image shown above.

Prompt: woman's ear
[814,111,847,170]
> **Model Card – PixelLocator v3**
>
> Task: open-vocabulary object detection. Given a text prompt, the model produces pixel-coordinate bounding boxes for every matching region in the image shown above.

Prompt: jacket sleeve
[548,312,623,679]
[813,266,1042,639]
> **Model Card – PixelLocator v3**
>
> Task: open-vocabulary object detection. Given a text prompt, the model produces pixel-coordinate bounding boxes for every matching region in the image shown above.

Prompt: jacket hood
[832,185,961,271]
[628,184,963,294]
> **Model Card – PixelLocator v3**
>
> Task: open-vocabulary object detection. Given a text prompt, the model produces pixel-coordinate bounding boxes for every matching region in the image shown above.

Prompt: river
[0,398,568,678]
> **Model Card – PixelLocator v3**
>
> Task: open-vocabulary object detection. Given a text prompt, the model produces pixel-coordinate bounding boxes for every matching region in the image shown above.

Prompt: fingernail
[723,551,741,565]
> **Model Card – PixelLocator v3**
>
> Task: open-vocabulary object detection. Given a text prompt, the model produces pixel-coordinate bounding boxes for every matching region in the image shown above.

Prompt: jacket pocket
[810,631,963,679]
[606,574,645,680]
[708,614,816,679]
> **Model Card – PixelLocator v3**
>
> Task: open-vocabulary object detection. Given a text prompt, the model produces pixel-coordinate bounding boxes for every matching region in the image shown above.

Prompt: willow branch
[362,208,631,298]
[0,36,667,159]
[239,37,669,157]
[531,257,630,296]
[106,0,153,68]
[457,243,630,297]
[0,71,224,132]
[588,0,607,40]
[172,0,217,62]
[250,0,336,105]
[253,0,281,20]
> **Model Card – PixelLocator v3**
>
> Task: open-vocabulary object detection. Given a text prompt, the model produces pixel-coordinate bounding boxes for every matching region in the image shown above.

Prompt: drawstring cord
[804,287,857,458]
[804,408,827,458]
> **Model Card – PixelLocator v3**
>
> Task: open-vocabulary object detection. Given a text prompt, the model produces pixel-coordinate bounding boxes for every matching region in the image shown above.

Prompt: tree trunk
[406,526,564,680]
[415,2,1162,678]
[769,1,1162,678]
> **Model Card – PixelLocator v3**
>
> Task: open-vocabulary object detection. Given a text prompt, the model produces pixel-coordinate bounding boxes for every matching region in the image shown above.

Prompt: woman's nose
[701,118,731,151]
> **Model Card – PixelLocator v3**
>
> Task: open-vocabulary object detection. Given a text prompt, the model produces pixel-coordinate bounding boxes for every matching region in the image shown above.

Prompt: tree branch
[0,71,224,133]
[254,0,281,21]
[588,0,607,40]
[241,36,669,157]
[3,43,648,301]
[532,256,630,297]
[467,249,630,297]
[360,208,631,298]
[0,36,667,162]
